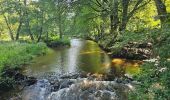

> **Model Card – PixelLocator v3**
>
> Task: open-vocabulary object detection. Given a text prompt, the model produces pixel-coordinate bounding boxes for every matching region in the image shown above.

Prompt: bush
[0,42,48,73]
[128,27,170,99]
[46,38,70,47]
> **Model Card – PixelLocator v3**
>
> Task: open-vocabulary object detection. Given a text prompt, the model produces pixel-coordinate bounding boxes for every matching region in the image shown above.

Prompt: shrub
[128,27,170,99]
[0,42,48,73]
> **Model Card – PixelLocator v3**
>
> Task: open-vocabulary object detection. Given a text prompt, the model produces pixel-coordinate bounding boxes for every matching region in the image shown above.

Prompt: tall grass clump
[0,42,48,73]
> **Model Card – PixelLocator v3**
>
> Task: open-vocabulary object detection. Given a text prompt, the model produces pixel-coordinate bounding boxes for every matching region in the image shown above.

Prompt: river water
[0,39,141,100]
[23,39,111,77]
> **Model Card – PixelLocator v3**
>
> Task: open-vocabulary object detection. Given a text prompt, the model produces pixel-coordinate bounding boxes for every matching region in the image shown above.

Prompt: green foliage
[0,77,15,91]
[46,37,70,47]
[0,41,48,92]
[0,42,48,72]
[128,27,170,100]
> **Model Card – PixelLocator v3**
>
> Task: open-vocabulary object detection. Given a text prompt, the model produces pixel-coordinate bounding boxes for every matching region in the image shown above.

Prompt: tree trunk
[46,32,49,41]
[37,26,43,42]
[59,15,63,39]
[110,0,119,34]
[119,0,130,31]
[24,0,34,40]
[3,15,14,41]
[16,0,23,40]
[110,15,114,34]
[27,20,34,40]
[154,0,168,26]
[37,11,44,42]
[100,24,104,39]
[16,18,23,40]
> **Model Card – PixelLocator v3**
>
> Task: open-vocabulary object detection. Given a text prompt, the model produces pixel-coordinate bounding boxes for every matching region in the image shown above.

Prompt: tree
[154,0,169,26]
[0,0,16,40]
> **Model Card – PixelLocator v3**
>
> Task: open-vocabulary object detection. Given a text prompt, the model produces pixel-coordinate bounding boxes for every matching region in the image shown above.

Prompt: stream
[0,39,141,100]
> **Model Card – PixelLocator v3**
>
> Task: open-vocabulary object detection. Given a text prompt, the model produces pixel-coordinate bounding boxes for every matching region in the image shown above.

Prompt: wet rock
[79,90,91,100]
[48,78,122,100]
[79,72,88,78]
[95,90,102,97]
[101,90,111,100]
[25,77,37,86]
[115,78,123,83]
[2,69,37,86]
[60,73,79,79]
[15,73,26,81]
[59,79,74,89]
[22,79,51,100]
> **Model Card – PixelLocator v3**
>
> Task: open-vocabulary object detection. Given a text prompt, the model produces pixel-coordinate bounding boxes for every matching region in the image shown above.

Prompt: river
[0,39,141,100]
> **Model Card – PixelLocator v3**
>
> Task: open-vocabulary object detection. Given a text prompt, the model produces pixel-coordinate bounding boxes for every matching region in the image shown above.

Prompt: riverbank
[0,39,135,100]
[91,28,170,99]
[45,38,70,48]
[0,42,48,91]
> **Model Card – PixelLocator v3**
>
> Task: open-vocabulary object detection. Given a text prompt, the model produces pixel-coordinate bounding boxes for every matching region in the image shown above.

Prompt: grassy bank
[0,41,48,77]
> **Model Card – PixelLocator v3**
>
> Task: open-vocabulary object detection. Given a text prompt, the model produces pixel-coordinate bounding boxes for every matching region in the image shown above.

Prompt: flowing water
[23,39,111,77]
[0,39,141,100]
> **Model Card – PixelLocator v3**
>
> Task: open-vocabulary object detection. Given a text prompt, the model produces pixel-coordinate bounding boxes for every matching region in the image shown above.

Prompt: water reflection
[23,39,142,78]
[78,40,111,74]
[23,39,111,77]
[111,58,142,77]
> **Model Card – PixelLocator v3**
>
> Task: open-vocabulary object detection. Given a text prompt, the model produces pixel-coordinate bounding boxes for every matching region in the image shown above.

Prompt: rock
[95,90,102,97]
[2,68,37,86]
[107,42,153,60]
[101,90,111,100]
[124,74,133,82]
[59,80,74,89]
[25,77,37,86]
[115,78,123,83]
[79,90,90,100]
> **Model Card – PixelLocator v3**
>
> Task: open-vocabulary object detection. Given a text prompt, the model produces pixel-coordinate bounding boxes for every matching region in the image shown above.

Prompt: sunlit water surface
[0,39,141,100]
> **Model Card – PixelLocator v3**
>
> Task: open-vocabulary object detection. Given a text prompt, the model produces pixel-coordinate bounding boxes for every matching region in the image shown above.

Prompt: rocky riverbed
[1,71,135,100]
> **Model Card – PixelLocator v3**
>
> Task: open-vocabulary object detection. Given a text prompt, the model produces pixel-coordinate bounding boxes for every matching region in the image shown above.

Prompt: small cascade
[22,79,51,100]
[21,73,132,100]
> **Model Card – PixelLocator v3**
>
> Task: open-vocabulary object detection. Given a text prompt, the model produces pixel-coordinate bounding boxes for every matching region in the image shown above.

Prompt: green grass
[0,42,48,73]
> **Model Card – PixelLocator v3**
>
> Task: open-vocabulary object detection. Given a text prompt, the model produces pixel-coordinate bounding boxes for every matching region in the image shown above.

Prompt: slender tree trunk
[3,15,14,40]
[110,0,119,34]
[100,24,104,39]
[154,0,168,26]
[37,26,43,42]
[110,15,114,34]
[37,11,44,42]
[27,20,34,40]
[59,15,63,39]
[46,32,49,41]
[119,0,130,31]
[16,18,23,40]
[113,0,119,30]
[24,0,34,40]
[16,0,23,40]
